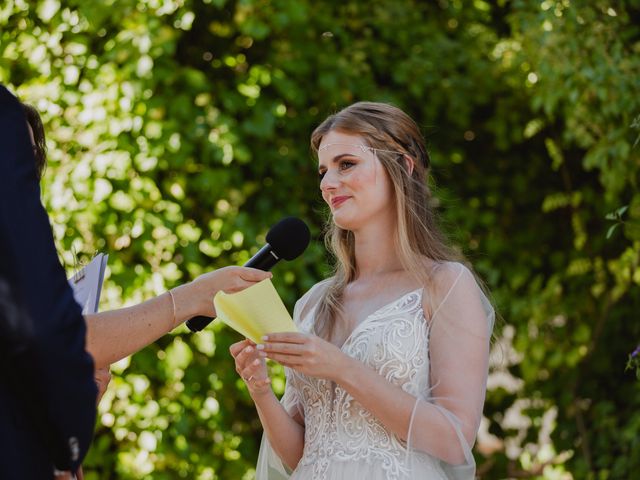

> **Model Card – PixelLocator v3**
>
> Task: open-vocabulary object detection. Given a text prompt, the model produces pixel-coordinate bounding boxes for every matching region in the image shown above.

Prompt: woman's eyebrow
[318,152,361,171]
[329,153,359,164]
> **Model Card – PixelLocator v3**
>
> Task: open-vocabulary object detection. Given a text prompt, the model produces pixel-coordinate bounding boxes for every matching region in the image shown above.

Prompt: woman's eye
[318,160,355,181]
[339,160,355,171]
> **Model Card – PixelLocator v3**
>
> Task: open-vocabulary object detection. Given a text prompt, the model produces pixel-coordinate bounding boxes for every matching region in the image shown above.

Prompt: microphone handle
[185,314,214,332]
[185,245,280,332]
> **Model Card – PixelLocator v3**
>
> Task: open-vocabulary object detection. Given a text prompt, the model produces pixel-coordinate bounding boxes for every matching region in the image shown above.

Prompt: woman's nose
[320,169,338,192]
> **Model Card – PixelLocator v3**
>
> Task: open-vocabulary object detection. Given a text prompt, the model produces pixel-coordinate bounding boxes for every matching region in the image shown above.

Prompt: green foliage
[1,0,639,478]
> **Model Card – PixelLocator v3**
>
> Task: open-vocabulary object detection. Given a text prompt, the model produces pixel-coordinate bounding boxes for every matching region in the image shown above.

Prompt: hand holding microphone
[186,217,311,332]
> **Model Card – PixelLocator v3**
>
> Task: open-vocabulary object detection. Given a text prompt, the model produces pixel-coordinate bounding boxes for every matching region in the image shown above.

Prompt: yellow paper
[213,278,297,343]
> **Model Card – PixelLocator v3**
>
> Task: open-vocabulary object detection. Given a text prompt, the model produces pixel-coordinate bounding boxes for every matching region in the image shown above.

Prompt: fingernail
[253,359,260,366]
[262,335,268,341]
[259,352,267,357]
[256,344,264,350]
[245,346,252,353]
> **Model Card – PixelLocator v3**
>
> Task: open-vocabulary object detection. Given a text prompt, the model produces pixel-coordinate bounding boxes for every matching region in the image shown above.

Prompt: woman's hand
[230,339,272,398]
[174,266,272,321]
[95,367,111,404]
[259,332,351,382]
[53,466,84,479]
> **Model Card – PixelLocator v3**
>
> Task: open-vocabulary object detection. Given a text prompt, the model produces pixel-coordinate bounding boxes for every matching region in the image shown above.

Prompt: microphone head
[266,217,311,261]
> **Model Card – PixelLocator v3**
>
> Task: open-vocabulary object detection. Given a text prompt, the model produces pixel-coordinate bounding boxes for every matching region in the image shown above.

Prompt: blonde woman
[231,102,494,479]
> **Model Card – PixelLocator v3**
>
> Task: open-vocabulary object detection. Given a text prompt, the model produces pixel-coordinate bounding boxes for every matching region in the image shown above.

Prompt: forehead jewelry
[318,143,406,156]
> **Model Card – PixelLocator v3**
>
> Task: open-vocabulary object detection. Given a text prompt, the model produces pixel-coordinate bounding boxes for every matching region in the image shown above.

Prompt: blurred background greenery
[1,0,639,478]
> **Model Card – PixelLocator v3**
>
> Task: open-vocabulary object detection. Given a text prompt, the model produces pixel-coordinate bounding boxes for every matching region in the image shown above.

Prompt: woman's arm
[231,339,305,470]
[254,391,305,471]
[86,266,271,368]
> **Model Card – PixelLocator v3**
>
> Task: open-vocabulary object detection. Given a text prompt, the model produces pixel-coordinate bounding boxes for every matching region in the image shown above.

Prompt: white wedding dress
[256,262,494,480]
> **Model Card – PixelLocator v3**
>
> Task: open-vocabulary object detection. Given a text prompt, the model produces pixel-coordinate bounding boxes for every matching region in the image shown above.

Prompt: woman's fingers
[234,347,253,372]
[94,367,112,403]
[230,339,257,358]
[264,352,303,368]
[241,357,266,381]
[263,332,307,344]
[259,341,304,356]
[224,268,271,293]
[238,267,273,282]
[229,337,274,393]
[241,358,272,390]
[229,339,250,357]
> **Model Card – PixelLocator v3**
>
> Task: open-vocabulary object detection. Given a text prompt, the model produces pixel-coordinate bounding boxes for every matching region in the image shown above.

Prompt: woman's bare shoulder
[293,277,333,322]
[420,259,475,317]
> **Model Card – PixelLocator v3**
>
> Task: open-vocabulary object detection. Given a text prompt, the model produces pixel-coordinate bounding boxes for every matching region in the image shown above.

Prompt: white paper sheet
[68,253,108,314]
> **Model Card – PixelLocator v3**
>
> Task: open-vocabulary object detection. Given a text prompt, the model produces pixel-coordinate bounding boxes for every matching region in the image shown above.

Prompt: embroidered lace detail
[288,289,438,480]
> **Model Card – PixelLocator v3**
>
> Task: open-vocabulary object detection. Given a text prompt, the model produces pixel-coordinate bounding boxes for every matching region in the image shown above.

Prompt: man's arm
[0,85,97,471]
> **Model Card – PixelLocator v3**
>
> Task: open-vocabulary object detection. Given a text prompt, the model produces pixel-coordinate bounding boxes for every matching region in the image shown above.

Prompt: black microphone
[185,216,311,332]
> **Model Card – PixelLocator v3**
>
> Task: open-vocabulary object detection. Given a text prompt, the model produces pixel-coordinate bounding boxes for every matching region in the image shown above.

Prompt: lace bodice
[285,288,441,480]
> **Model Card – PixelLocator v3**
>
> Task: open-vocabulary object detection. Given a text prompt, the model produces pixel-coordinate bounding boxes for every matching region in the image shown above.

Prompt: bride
[231,102,494,479]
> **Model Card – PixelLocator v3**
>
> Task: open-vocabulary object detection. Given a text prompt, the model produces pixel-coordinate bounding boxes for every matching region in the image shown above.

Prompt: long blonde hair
[310,102,464,340]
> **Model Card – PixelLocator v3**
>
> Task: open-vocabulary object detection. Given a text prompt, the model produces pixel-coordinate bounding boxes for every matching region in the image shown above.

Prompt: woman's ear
[403,154,415,175]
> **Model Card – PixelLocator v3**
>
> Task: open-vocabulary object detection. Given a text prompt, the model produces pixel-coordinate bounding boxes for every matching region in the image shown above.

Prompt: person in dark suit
[16,99,269,374]
[1,85,272,479]
[0,85,98,478]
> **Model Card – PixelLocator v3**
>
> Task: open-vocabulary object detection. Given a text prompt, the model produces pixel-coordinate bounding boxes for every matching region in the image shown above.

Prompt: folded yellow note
[213,278,297,343]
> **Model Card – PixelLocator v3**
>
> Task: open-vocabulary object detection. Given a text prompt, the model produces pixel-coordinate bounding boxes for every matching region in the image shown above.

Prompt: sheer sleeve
[255,280,329,479]
[406,262,494,479]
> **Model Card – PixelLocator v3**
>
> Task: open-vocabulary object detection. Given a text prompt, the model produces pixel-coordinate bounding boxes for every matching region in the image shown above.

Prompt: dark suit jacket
[0,85,97,479]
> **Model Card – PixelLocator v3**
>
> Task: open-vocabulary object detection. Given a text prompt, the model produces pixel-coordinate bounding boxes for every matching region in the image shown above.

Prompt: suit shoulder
[0,85,21,109]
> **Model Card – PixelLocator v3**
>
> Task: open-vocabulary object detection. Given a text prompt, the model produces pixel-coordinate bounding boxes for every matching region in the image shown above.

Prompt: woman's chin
[332,214,350,230]
[332,214,359,231]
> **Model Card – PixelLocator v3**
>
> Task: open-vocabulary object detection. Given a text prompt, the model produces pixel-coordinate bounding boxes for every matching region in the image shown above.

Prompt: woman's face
[317,130,395,231]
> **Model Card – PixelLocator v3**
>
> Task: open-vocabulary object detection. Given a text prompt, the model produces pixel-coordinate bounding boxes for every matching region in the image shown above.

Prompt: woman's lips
[331,196,350,208]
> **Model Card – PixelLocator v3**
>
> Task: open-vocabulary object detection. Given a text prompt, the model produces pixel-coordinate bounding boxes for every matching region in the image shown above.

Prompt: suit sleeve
[0,85,97,471]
